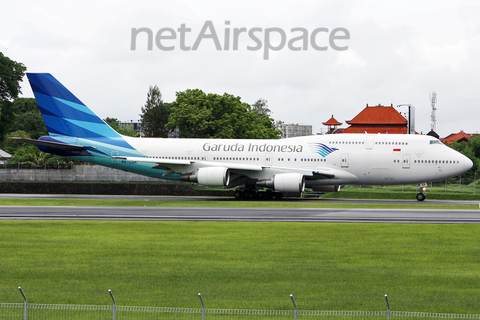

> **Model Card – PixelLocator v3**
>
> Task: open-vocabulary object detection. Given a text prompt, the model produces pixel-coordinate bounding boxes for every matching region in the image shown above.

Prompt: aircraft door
[341,153,349,168]
[366,136,375,150]
[202,152,207,161]
[402,154,410,169]
[111,150,119,165]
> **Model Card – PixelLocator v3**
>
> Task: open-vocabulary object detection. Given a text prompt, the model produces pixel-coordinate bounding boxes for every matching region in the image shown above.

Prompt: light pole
[396,104,415,134]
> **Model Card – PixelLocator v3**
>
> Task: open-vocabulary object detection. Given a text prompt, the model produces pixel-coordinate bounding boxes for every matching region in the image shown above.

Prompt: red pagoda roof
[346,105,407,125]
[323,115,342,126]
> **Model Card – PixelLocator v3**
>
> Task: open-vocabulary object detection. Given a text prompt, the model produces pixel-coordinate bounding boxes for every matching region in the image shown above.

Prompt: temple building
[322,115,343,134]
[342,104,409,134]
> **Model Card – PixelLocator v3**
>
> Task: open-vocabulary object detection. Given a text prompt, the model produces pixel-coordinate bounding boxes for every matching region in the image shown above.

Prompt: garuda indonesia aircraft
[14,73,473,201]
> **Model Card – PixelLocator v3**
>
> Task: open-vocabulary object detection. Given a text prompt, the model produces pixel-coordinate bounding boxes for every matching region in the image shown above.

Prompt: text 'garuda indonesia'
[131,21,350,60]
[203,142,303,153]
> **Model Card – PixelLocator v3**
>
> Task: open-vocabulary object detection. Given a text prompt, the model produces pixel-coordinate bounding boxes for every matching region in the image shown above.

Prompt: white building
[280,123,313,138]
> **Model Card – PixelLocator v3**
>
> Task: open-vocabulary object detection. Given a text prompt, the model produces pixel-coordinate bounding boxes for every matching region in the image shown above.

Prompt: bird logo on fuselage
[307,143,339,157]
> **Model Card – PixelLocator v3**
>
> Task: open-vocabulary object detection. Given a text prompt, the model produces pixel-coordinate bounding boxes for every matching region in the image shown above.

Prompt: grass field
[319,182,480,201]
[1,221,480,314]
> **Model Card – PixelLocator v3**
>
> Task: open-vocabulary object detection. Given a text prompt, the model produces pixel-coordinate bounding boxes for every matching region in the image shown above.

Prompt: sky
[1,0,479,138]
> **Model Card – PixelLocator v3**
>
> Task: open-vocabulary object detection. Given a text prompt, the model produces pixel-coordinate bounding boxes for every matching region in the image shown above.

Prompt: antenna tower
[430,92,437,132]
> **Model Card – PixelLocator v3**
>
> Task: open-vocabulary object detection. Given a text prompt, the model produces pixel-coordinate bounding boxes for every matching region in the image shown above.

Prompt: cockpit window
[429,140,442,145]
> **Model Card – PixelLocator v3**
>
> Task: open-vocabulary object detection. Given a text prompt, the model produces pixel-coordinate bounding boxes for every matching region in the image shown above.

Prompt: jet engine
[257,173,305,193]
[180,167,230,186]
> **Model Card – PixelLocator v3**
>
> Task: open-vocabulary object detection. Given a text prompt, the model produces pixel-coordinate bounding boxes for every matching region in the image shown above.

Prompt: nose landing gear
[416,183,428,201]
[416,192,426,201]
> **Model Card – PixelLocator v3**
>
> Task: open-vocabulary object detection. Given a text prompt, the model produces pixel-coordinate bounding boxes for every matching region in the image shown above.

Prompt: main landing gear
[233,188,283,200]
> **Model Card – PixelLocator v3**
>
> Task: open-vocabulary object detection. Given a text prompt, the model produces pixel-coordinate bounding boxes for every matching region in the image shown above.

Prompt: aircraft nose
[464,156,473,171]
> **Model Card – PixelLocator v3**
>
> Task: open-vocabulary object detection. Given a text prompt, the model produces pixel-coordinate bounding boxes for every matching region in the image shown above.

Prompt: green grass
[320,183,480,201]
[322,190,480,201]
[1,221,480,314]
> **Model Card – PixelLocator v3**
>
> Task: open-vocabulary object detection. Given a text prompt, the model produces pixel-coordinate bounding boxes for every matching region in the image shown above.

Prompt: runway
[0,194,479,223]
[2,193,480,205]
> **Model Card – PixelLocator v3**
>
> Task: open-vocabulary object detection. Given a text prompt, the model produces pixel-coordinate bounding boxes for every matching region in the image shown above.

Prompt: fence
[1,289,480,320]
[337,172,479,195]
[0,163,160,182]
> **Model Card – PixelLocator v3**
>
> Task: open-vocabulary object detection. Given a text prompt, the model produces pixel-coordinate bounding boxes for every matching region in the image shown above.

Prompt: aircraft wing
[113,156,263,171]
[113,156,334,178]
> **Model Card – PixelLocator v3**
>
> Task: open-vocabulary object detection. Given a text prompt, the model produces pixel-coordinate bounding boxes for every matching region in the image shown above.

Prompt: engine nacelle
[257,173,305,193]
[310,185,341,193]
[274,173,305,192]
[180,167,230,186]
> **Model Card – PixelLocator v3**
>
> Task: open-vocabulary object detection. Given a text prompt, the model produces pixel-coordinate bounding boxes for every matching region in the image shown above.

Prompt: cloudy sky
[2,0,479,137]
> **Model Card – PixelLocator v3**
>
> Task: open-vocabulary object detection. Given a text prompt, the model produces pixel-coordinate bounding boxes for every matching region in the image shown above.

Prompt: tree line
[140,85,281,139]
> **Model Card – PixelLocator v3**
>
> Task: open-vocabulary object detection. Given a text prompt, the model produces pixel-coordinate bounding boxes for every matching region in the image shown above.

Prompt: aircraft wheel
[245,191,255,200]
[416,193,426,201]
[274,192,283,200]
[234,190,243,200]
[255,192,265,199]
[265,190,274,200]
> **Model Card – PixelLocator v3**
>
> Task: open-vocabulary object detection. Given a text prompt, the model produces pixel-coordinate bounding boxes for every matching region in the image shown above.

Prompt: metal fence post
[109,289,116,320]
[385,294,390,320]
[290,294,297,320]
[474,171,477,194]
[198,293,205,320]
[18,287,27,320]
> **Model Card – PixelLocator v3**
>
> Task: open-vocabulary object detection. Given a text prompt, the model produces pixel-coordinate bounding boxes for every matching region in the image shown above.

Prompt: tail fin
[27,73,121,139]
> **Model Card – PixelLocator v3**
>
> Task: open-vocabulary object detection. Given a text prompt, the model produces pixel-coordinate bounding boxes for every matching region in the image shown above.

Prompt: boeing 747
[13,73,473,201]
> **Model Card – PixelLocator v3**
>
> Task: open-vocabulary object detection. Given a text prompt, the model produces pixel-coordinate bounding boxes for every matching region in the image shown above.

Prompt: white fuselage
[120,133,472,187]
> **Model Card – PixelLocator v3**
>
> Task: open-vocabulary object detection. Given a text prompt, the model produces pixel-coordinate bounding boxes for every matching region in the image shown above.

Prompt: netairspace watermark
[131,21,350,60]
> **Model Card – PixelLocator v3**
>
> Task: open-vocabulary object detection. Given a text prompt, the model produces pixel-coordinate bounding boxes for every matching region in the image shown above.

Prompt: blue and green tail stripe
[27,73,136,152]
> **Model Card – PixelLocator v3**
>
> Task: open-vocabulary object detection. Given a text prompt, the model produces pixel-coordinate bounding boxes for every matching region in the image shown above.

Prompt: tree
[252,98,285,135]
[166,89,212,138]
[450,136,480,175]
[140,85,170,137]
[7,143,62,167]
[103,117,138,137]
[166,89,281,139]
[0,52,27,141]
[9,98,47,139]
[251,98,271,116]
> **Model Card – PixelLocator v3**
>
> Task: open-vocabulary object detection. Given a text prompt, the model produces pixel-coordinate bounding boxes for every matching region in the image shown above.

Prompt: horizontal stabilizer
[113,156,192,165]
[8,137,86,151]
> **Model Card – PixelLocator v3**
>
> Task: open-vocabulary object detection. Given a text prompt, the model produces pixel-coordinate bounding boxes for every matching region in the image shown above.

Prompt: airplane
[12,73,473,201]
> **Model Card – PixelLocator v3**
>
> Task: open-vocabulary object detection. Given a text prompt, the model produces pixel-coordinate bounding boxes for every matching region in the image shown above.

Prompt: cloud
[2,0,479,137]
